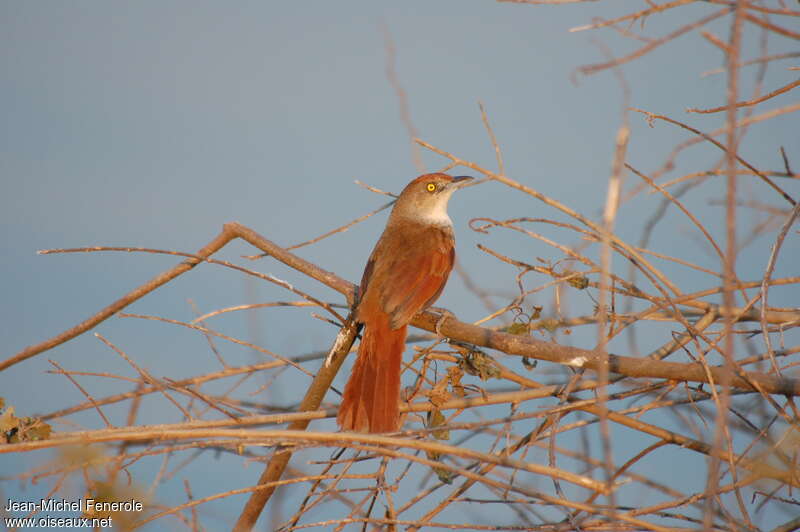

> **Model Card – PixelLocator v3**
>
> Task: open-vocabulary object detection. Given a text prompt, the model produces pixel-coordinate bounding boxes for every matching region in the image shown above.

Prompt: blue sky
[2,1,798,529]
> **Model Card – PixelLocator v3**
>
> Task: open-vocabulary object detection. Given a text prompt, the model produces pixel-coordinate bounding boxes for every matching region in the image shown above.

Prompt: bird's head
[390,173,473,226]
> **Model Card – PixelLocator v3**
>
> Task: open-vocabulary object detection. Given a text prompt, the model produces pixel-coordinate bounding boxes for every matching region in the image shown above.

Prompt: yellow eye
[426,183,436,192]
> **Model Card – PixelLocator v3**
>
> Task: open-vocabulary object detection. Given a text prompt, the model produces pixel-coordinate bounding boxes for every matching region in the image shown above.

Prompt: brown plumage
[337,173,471,433]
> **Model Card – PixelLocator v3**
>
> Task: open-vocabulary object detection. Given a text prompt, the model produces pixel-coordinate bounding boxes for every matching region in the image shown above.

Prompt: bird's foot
[429,307,456,338]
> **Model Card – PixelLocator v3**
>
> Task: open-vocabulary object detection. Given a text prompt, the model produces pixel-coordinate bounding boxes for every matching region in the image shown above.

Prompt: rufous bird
[337,173,472,433]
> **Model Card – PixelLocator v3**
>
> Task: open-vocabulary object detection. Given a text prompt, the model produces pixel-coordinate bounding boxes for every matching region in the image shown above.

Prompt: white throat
[417,193,454,226]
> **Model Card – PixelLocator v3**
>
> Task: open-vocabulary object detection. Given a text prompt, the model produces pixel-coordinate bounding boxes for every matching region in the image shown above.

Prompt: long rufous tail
[337,317,406,433]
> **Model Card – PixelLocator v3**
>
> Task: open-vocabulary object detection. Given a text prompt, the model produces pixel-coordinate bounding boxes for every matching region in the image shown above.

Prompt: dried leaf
[2,402,52,444]
[566,273,589,290]
[13,418,52,443]
[0,406,19,435]
[446,366,464,397]
[432,466,454,484]
[506,322,530,335]
[459,351,501,381]
[427,408,450,440]
[424,449,454,484]
[568,276,589,290]
[427,378,451,407]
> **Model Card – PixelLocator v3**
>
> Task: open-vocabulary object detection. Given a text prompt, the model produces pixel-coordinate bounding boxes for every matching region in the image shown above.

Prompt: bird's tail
[337,316,406,433]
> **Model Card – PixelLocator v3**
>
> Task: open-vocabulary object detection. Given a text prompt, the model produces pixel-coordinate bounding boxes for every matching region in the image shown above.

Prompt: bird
[336,173,472,433]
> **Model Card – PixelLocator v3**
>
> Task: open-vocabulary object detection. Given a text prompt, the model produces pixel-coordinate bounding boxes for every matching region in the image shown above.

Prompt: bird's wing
[358,224,454,330]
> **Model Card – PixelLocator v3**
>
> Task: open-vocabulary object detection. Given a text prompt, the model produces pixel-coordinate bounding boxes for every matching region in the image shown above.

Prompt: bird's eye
[426,183,436,192]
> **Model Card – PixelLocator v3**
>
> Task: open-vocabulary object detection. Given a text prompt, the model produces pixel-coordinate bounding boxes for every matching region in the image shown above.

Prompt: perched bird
[337,173,472,433]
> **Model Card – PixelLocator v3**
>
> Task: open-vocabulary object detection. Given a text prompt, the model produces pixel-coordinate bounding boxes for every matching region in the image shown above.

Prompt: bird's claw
[430,307,455,338]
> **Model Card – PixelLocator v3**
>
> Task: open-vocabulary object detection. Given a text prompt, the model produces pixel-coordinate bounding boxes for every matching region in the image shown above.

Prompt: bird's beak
[450,175,474,189]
